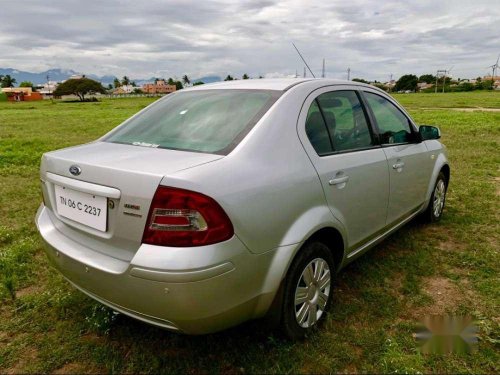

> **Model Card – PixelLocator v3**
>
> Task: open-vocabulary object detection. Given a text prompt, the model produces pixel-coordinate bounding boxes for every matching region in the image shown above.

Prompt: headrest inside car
[320,98,343,108]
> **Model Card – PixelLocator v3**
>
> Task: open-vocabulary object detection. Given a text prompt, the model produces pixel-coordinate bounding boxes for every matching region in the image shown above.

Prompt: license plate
[54,185,107,232]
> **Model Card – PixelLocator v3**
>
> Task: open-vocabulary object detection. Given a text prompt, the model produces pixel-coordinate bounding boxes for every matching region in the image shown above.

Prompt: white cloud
[0,0,498,80]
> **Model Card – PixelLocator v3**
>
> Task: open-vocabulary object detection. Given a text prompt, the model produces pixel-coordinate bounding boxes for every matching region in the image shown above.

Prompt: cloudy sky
[1,0,499,81]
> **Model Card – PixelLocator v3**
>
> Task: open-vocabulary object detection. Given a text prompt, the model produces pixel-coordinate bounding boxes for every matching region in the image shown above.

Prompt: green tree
[131,81,136,87]
[372,82,387,91]
[107,83,113,90]
[113,78,120,88]
[352,78,369,84]
[1,75,17,88]
[418,74,436,83]
[182,75,190,85]
[19,81,36,91]
[174,81,183,90]
[19,81,33,86]
[394,74,418,92]
[193,81,205,86]
[53,78,106,101]
[224,75,234,81]
[121,76,130,86]
[461,82,474,92]
[242,73,249,80]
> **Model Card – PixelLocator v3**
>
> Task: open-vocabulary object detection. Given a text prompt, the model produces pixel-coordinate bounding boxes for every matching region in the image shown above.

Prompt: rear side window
[104,90,280,155]
[364,92,412,144]
[317,91,373,152]
[305,90,373,155]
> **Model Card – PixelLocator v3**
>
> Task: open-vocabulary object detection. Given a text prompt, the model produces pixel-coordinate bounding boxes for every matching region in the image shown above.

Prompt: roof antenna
[292,42,316,78]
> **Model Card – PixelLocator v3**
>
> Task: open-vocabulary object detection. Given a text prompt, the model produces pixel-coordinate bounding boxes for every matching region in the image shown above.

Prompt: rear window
[104,89,281,154]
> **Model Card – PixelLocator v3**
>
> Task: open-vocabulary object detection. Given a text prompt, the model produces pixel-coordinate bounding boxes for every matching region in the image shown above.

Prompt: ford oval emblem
[69,165,82,176]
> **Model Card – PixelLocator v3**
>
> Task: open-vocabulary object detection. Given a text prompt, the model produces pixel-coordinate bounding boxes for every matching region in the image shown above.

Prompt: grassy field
[0,91,499,374]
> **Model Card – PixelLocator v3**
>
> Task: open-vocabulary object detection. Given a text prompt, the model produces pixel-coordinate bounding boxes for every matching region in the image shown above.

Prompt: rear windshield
[104,89,281,154]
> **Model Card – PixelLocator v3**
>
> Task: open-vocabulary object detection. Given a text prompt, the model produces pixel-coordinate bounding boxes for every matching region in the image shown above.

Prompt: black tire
[280,241,335,340]
[423,171,448,223]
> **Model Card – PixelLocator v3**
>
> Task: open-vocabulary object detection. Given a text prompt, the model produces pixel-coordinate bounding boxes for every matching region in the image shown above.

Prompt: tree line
[358,74,496,93]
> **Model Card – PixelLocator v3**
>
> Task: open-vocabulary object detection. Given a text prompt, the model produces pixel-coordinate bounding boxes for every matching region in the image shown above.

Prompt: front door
[362,91,429,224]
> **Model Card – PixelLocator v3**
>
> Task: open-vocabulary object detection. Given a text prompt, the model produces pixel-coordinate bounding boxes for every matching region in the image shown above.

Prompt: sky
[1,0,499,81]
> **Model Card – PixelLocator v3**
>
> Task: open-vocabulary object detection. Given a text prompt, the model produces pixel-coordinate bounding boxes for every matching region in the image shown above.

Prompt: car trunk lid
[40,141,222,261]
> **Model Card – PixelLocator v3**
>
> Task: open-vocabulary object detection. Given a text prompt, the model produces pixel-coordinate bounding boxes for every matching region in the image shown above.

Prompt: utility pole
[435,70,439,93]
[436,70,447,93]
[303,67,306,78]
[347,67,351,81]
[322,58,325,78]
[389,73,393,92]
[442,70,446,93]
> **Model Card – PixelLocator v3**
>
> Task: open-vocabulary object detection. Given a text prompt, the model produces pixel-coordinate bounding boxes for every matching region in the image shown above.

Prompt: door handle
[329,175,349,186]
[392,162,405,170]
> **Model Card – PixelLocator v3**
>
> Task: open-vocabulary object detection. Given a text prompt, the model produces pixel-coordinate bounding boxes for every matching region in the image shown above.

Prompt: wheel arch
[303,227,346,272]
[441,164,450,186]
[423,152,450,209]
[263,225,346,325]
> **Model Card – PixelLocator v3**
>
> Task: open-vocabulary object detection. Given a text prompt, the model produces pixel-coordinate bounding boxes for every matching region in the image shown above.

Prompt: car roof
[183,78,376,92]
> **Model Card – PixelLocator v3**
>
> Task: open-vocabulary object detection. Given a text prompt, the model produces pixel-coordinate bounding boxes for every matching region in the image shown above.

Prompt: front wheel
[280,241,335,340]
[424,171,448,222]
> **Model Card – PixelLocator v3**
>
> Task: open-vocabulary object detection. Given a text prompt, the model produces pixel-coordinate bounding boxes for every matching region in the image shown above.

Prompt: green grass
[0,93,499,374]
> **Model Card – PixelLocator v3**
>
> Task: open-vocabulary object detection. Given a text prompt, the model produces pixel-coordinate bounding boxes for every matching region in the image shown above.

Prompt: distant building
[417,82,434,90]
[113,85,135,94]
[483,75,500,89]
[142,80,176,94]
[37,81,59,98]
[1,87,43,101]
[384,80,396,90]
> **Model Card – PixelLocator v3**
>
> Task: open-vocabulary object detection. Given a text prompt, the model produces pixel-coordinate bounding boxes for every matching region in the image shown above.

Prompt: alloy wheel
[433,179,446,217]
[294,258,331,328]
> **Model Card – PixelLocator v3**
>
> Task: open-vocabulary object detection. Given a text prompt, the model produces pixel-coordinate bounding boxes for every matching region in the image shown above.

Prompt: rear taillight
[142,186,234,247]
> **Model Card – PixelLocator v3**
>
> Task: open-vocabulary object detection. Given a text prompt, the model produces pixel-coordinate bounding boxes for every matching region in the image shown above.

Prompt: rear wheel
[423,171,447,222]
[280,241,335,339]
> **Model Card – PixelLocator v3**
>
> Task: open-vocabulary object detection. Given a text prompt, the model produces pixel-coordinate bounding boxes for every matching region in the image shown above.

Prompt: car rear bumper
[36,204,292,334]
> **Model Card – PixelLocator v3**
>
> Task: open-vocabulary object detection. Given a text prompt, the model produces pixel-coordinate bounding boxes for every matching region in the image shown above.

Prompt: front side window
[105,90,279,154]
[364,92,413,144]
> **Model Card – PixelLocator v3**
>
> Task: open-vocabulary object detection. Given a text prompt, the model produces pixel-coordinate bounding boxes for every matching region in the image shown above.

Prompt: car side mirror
[419,125,441,140]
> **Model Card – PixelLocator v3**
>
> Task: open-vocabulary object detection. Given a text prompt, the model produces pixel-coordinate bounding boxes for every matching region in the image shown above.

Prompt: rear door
[298,86,389,251]
[360,90,430,225]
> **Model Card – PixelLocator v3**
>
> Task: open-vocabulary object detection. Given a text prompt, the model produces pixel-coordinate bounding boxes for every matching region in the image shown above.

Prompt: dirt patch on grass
[494,177,500,197]
[437,239,466,252]
[15,284,43,298]
[413,276,466,317]
[5,347,38,374]
[53,362,105,374]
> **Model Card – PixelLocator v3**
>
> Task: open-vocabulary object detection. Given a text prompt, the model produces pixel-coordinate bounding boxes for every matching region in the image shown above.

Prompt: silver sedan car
[36,79,449,339]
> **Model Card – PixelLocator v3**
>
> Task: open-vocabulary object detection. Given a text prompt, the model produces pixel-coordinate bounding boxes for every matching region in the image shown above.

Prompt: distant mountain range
[0,68,221,86]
